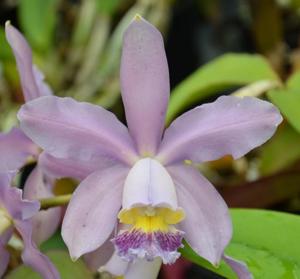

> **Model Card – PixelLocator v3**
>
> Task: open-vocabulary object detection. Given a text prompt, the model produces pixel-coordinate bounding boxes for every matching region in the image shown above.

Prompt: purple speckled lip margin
[112,228,184,264]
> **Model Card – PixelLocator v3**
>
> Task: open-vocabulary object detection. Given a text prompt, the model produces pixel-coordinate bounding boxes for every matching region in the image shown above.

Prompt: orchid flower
[17,15,282,278]
[3,22,99,245]
[0,172,59,278]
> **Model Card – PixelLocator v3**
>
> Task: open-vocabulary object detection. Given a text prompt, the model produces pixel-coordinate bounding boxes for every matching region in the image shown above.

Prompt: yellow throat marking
[118,206,185,233]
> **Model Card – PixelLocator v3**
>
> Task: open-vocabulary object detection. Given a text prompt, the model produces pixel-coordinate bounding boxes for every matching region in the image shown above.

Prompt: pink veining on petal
[112,228,183,264]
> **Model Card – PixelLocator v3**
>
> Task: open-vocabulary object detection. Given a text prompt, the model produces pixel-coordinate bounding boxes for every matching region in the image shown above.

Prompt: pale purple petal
[15,220,60,279]
[33,65,53,96]
[100,251,129,276]
[0,173,40,220]
[0,172,15,186]
[168,164,232,265]
[122,158,179,210]
[23,166,61,245]
[84,239,114,271]
[0,127,39,172]
[18,96,138,165]
[39,152,112,181]
[0,243,9,277]
[120,16,170,155]
[5,22,47,101]
[0,229,14,277]
[125,258,162,279]
[223,255,253,279]
[0,245,9,277]
[62,164,129,260]
[158,96,282,164]
[1,228,13,244]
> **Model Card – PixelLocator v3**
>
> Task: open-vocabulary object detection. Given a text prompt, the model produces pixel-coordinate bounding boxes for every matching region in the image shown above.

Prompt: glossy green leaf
[18,0,58,51]
[268,89,300,133]
[6,250,93,279]
[179,241,237,278]
[181,209,300,278]
[260,124,300,175]
[166,53,279,124]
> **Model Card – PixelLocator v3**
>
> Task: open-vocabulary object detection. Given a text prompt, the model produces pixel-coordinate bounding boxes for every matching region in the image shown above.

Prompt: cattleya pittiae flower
[1,22,99,247]
[16,15,282,278]
[0,172,59,278]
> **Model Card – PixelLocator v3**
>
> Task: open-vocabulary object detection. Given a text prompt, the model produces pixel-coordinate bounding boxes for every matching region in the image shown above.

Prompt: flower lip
[113,205,185,264]
[112,227,184,264]
[118,207,185,226]
[114,156,187,264]
[122,158,179,211]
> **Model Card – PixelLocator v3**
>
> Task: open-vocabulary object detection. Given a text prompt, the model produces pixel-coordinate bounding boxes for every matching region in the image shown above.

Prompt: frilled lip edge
[112,228,185,264]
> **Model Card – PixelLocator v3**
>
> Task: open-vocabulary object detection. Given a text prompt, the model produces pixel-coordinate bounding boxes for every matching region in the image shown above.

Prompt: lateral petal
[168,164,232,265]
[62,165,129,259]
[158,96,282,164]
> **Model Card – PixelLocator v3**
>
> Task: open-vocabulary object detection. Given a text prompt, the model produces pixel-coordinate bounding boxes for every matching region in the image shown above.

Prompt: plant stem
[40,194,72,210]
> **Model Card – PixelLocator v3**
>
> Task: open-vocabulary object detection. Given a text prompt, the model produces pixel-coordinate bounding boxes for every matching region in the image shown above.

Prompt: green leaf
[18,0,58,51]
[286,71,300,90]
[96,0,120,15]
[268,89,300,133]
[166,53,279,124]
[179,241,237,278]
[40,231,66,252]
[228,209,300,278]
[181,209,300,278]
[6,250,93,279]
[260,124,300,175]
[0,27,13,60]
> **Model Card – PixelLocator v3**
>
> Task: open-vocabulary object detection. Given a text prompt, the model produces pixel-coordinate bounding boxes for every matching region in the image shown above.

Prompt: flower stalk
[40,194,72,210]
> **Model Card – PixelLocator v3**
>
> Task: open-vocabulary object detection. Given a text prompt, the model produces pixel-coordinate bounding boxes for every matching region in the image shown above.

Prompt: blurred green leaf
[268,89,300,133]
[0,27,13,60]
[71,0,98,47]
[286,71,300,89]
[96,0,121,15]
[260,124,300,175]
[166,53,279,124]
[6,250,93,279]
[40,231,66,252]
[181,209,300,278]
[18,0,58,51]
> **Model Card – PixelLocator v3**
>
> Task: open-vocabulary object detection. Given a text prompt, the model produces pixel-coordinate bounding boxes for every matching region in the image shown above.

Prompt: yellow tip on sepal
[5,20,11,28]
[133,14,142,21]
